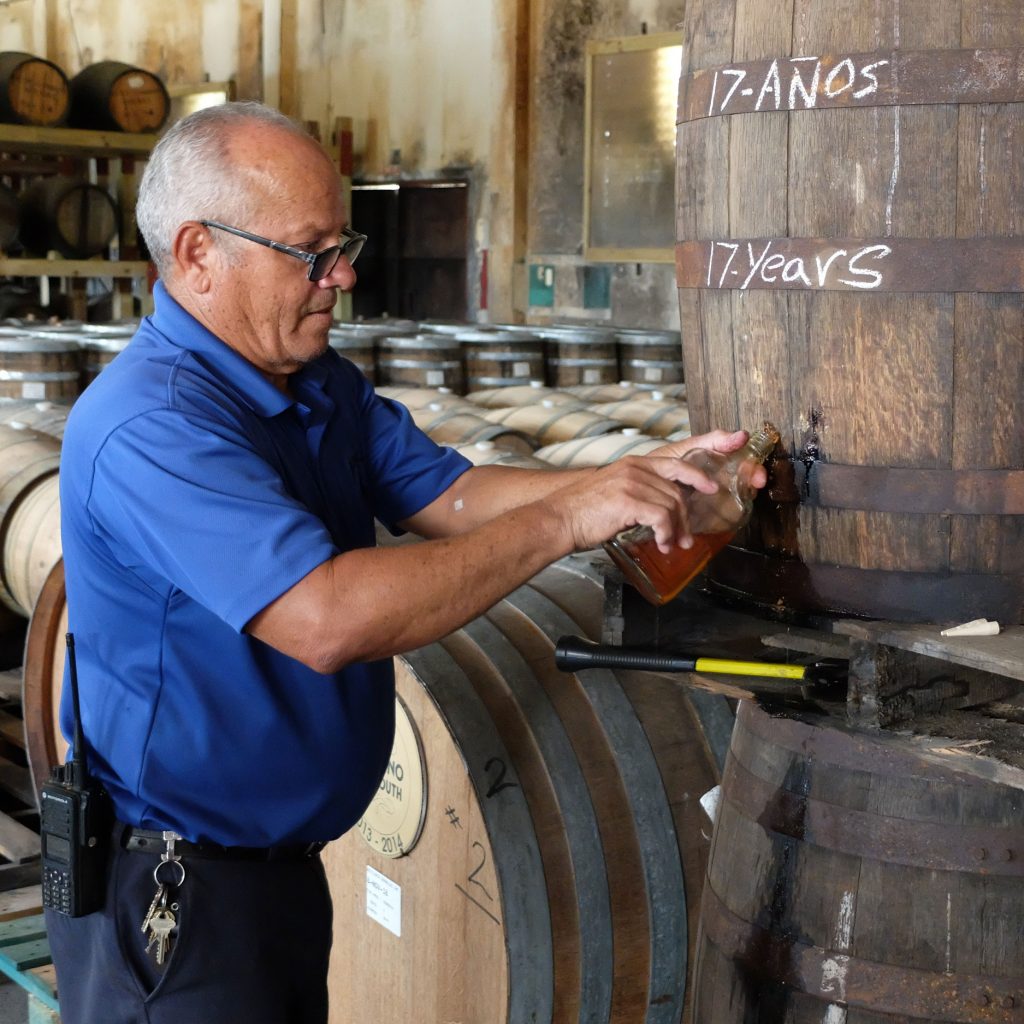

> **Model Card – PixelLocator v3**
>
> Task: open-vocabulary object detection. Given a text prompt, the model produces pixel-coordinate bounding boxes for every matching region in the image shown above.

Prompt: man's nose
[321,255,357,292]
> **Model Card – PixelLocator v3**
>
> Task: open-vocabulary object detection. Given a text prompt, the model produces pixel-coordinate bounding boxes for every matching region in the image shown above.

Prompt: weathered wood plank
[0,886,41,923]
[834,619,1024,682]
[0,812,40,864]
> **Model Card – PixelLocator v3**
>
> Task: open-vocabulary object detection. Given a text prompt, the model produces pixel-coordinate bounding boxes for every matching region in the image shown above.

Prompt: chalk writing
[704,239,892,291]
[484,756,518,798]
[455,840,501,925]
[707,54,890,116]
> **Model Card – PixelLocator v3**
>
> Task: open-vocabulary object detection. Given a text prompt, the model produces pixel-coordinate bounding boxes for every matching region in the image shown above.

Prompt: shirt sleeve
[355,384,473,529]
[86,408,338,632]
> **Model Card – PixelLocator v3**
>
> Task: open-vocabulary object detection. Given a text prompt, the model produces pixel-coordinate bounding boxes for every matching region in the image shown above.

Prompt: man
[48,101,763,1023]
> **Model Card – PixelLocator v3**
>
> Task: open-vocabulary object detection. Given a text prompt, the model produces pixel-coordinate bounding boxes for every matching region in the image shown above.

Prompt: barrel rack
[0,123,156,321]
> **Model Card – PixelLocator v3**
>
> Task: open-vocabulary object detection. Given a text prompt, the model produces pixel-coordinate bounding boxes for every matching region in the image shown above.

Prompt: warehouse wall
[1,0,684,328]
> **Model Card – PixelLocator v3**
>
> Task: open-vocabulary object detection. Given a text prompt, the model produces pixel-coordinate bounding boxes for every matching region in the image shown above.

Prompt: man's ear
[171,222,215,293]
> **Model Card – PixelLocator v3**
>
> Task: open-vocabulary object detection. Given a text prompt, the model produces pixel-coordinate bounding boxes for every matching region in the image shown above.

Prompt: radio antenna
[65,633,87,786]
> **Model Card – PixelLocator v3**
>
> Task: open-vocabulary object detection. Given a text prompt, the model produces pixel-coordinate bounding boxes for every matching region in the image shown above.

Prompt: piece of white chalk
[699,785,722,825]
[940,619,1000,637]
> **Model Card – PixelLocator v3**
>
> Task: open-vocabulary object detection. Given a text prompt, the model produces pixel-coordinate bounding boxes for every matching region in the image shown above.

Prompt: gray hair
[136,102,312,277]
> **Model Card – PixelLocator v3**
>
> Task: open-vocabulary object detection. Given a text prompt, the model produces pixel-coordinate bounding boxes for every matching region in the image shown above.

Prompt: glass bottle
[604,422,780,605]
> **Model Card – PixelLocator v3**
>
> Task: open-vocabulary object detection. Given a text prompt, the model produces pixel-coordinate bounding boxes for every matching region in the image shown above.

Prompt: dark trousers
[45,828,333,1024]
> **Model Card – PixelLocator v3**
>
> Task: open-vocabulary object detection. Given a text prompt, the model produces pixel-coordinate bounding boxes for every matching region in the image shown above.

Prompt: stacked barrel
[330,317,684,394]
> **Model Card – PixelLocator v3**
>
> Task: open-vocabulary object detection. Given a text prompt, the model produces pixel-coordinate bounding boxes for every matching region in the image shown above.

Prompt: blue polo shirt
[59,282,471,846]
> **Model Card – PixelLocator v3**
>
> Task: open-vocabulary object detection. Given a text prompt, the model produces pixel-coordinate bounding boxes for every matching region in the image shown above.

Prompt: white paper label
[513,361,530,376]
[583,369,600,383]
[365,865,402,937]
[426,370,444,386]
[644,367,664,382]
[22,382,46,399]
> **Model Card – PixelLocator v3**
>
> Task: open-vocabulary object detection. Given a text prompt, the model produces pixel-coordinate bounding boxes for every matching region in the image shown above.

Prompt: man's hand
[540,452,720,554]
[654,428,768,491]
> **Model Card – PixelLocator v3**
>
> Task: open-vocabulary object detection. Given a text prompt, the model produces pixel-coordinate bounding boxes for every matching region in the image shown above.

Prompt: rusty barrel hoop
[676,7,1024,622]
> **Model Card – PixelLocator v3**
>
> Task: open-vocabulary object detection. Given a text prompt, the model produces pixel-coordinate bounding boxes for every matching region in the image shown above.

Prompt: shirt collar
[147,280,329,417]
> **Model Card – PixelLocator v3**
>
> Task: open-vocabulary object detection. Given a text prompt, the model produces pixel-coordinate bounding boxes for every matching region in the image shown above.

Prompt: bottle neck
[742,424,781,463]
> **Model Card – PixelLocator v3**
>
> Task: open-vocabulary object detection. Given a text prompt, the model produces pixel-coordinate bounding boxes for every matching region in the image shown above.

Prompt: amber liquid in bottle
[604,423,779,606]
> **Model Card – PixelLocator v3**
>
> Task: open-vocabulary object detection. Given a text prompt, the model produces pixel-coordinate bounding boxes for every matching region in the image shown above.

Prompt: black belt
[122,826,326,862]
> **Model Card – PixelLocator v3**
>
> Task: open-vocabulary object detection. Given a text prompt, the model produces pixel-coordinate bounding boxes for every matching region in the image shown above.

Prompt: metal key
[140,883,167,934]
[147,908,177,966]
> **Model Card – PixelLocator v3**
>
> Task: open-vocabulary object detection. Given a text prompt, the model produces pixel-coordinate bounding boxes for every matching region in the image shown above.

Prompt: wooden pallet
[0,888,58,1022]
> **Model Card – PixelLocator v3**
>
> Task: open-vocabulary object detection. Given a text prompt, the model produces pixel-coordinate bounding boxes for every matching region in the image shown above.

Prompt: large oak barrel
[590,396,691,438]
[456,329,546,393]
[676,3,1024,623]
[322,556,725,1024]
[480,402,624,446]
[0,424,61,616]
[533,429,665,467]
[693,699,1024,1022]
[0,53,68,127]
[67,61,169,133]
[4,471,59,618]
[464,382,582,409]
[0,334,81,401]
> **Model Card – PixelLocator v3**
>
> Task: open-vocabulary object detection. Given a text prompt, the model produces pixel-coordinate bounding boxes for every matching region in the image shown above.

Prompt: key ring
[153,857,186,888]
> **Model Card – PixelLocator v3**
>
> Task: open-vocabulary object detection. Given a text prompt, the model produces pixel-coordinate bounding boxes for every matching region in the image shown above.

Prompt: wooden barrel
[376,334,465,393]
[0,423,60,616]
[465,382,582,409]
[18,177,119,259]
[567,381,653,403]
[77,325,134,386]
[0,52,69,127]
[616,329,684,386]
[21,558,68,803]
[327,329,376,383]
[450,440,550,469]
[481,402,624,446]
[323,556,722,1024]
[0,400,69,441]
[676,3,1024,623]
[457,329,546,392]
[4,471,59,618]
[533,429,665,467]
[68,61,169,133]
[591,397,691,438]
[0,335,80,401]
[410,404,536,453]
[418,318,480,335]
[374,385,475,414]
[694,698,1024,1022]
[540,325,620,387]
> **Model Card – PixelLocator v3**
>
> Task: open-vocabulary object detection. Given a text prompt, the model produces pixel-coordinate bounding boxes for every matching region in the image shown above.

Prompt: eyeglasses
[200,220,367,281]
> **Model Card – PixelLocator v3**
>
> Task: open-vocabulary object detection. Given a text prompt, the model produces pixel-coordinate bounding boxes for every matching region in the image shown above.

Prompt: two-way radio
[39,633,112,917]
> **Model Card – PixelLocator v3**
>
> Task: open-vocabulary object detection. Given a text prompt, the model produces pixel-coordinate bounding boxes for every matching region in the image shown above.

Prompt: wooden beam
[279,0,298,117]
[237,0,265,101]
[0,260,150,279]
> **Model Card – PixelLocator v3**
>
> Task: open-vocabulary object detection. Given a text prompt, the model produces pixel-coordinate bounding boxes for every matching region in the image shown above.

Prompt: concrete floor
[0,980,29,1024]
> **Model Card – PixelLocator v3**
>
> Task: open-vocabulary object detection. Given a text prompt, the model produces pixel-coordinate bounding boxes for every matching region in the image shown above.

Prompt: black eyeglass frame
[200,220,367,280]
